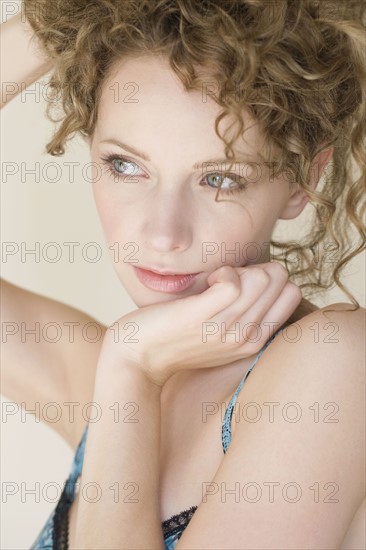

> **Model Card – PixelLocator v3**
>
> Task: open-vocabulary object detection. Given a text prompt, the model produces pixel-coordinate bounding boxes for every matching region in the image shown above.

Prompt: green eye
[113,159,140,176]
[206,173,235,189]
[101,153,145,182]
[203,172,248,195]
[101,153,249,196]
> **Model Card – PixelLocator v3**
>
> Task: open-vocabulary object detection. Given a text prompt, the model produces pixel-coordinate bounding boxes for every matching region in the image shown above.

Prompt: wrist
[98,329,171,389]
[119,362,164,396]
[95,344,164,397]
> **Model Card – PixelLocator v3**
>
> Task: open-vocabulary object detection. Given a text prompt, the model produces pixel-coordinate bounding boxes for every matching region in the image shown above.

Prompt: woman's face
[89,55,297,307]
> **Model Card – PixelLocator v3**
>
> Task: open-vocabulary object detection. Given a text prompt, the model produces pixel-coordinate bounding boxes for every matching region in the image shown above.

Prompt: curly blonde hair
[24,0,365,311]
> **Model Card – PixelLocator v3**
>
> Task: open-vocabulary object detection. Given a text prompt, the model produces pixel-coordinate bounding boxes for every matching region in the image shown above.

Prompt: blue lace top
[30,327,284,550]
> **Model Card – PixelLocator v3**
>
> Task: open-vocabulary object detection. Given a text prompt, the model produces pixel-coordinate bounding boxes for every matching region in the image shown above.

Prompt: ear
[278,146,334,220]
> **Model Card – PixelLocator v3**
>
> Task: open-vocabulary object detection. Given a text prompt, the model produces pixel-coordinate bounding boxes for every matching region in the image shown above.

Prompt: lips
[133,265,201,293]
[138,265,200,276]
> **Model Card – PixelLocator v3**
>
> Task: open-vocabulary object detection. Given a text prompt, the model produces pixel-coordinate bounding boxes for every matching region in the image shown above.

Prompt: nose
[143,188,194,253]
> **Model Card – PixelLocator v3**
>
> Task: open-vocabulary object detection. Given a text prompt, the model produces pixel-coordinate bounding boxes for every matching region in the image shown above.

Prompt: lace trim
[52,479,73,549]
[162,506,198,538]
[52,502,199,549]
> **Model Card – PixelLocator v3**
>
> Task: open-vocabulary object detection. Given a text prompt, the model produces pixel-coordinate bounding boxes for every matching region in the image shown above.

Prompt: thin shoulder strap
[221,327,285,454]
[66,424,89,496]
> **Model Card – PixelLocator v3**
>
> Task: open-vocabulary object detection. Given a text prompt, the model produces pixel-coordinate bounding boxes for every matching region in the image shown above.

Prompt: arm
[71,341,165,549]
[70,263,301,546]
[175,306,366,549]
[0,12,107,452]
[0,278,108,451]
[0,10,52,109]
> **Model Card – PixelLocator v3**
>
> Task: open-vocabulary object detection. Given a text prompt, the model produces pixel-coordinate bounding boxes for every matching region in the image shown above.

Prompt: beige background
[1,4,365,549]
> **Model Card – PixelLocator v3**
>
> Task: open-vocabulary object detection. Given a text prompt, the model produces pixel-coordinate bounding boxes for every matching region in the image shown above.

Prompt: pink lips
[133,266,200,293]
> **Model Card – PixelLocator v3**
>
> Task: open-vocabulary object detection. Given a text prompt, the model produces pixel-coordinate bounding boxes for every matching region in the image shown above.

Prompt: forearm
[73,353,165,549]
[0,11,52,108]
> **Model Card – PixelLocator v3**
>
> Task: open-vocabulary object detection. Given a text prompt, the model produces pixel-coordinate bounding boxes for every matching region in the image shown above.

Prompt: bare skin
[1,12,365,550]
[65,298,365,549]
[1,282,365,548]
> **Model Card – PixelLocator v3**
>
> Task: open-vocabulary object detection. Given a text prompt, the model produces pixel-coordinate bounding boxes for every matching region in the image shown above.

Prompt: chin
[131,283,207,308]
[134,290,195,308]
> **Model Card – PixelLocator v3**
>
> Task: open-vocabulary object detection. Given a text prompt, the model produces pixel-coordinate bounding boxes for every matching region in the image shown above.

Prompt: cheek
[218,207,257,244]
[91,155,115,236]
[209,219,250,264]
[92,183,122,242]
[215,212,274,266]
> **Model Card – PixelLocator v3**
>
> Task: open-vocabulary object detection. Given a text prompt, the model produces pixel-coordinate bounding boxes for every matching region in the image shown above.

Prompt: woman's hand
[101,261,302,387]
[0,11,53,109]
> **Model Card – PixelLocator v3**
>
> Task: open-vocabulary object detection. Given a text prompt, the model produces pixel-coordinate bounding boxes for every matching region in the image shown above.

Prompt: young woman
[2,1,365,548]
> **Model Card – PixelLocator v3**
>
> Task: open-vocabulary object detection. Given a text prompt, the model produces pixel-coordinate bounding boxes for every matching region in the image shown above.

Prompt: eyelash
[100,153,249,195]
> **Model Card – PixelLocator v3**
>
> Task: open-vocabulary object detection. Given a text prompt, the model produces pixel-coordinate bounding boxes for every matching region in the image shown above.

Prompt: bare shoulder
[281,301,365,371]
[177,303,366,548]
[236,301,366,426]
[1,278,108,452]
[256,301,366,404]
[244,300,366,498]
[238,300,366,496]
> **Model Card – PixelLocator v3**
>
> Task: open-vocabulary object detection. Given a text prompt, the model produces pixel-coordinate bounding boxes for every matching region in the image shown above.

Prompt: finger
[206,265,239,287]
[237,261,289,327]
[237,281,302,350]
[213,261,288,329]
[182,265,242,321]
[209,267,271,327]
[259,282,303,336]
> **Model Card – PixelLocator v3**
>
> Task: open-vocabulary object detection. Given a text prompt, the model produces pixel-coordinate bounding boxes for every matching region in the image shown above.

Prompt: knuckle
[245,267,270,285]
[267,261,289,280]
[216,266,241,294]
[218,265,234,276]
[222,280,240,297]
[287,281,303,300]
[243,337,262,355]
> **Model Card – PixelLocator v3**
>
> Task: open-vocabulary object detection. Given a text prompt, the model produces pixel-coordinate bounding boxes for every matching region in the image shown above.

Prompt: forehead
[98,55,215,127]
[101,54,211,112]
[94,55,267,162]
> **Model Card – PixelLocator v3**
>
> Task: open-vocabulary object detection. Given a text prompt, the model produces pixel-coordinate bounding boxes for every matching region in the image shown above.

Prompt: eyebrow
[99,138,267,168]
